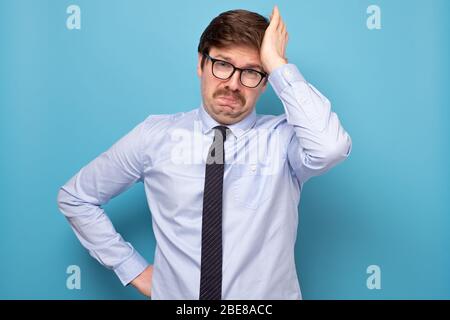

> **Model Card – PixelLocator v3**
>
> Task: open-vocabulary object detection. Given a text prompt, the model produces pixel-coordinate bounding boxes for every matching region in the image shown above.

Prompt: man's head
[197,10,269,125]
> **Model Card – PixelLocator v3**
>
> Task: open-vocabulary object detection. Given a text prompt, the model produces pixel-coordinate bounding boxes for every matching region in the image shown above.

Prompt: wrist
[130,264,152,286]
[265,57,288,74]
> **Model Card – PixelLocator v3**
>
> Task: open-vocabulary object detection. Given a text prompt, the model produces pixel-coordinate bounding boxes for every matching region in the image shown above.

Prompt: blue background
[1,0,449,299]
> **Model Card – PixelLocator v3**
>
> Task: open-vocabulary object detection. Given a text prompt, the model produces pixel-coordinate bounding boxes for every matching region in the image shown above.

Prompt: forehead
[209,46,262,69]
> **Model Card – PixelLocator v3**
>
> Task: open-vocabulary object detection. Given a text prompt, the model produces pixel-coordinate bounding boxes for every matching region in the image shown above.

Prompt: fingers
[267,5,289,60]
[278,16,288,57]
[269,6,288,35]
[275,7,287,36]
[269,5,280,30]
[282,32,288,58]
[275,6,282,32]
[279,20,286,34]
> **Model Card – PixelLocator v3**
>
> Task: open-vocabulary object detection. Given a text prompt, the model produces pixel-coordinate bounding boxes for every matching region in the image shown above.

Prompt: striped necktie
[199,125,229,300]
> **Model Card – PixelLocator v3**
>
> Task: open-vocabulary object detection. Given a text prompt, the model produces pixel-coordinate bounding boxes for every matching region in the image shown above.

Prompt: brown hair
[198,9,269,68]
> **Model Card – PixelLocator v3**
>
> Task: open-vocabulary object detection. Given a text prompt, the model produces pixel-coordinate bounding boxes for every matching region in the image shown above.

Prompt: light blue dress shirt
[57,64,352,299]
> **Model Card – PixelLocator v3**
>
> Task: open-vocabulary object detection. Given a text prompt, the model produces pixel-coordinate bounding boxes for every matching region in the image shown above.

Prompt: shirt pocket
[232,163,273,211]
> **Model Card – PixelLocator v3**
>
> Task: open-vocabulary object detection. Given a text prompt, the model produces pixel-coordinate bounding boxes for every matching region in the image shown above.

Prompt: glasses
[203,53,267,88]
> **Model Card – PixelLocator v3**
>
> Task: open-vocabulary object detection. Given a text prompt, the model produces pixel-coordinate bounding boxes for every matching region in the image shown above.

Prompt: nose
[225,69,242,91]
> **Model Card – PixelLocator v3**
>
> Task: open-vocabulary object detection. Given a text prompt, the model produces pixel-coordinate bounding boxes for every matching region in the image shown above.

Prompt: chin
[220,111,250,125]
[214,115,233,125]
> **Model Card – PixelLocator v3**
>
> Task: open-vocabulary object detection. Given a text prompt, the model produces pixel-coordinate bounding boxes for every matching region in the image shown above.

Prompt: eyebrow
[215,54,264,72]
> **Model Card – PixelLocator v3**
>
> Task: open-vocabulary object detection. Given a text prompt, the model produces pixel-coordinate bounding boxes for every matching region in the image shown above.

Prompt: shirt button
[250,164,257,173]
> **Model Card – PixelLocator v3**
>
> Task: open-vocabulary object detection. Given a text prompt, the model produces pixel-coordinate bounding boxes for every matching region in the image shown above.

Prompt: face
[197,45,267,125]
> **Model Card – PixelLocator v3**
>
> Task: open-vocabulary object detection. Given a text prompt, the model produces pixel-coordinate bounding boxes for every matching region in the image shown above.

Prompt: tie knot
[214,126,229,142]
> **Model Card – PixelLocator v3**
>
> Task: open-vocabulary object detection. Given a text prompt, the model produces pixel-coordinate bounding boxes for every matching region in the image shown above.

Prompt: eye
[243,69,260,78]
[217,61,231,68]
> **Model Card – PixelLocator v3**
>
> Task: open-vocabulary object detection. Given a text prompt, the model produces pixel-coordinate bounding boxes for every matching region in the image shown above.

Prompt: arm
[57,117,152,294]
[270,64,352,184]
[261,6,351,185]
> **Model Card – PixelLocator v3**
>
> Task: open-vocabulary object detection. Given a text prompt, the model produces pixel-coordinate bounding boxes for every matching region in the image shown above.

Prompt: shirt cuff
[113,250,150,286]
[268,63,306,95]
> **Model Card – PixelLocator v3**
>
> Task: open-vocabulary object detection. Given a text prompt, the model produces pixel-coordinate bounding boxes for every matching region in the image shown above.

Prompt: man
[57,6,352,300]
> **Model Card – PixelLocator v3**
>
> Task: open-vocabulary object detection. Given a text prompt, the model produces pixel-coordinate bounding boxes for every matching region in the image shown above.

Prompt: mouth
[216,95,241,107]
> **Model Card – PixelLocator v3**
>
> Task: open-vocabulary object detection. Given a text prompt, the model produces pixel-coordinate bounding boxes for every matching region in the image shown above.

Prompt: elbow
[322,133,352,167]
[56,187,68,214]
[57,186,76,217]
[56,180,101,218]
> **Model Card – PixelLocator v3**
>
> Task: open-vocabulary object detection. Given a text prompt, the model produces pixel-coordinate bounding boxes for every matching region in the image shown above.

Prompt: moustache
[213,89,246,106]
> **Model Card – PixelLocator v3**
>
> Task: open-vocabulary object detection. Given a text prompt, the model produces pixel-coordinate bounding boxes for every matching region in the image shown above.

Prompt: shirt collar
[198,102,257,139]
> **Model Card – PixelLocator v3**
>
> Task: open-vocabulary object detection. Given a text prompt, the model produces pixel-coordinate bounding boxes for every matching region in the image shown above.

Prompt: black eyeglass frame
[203,52,268,88]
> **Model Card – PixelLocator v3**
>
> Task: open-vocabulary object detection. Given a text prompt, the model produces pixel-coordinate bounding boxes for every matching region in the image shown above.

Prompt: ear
[197,53,203,78]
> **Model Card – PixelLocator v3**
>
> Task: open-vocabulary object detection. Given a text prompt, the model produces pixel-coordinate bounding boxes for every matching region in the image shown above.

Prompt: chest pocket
[232,163,274,211]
